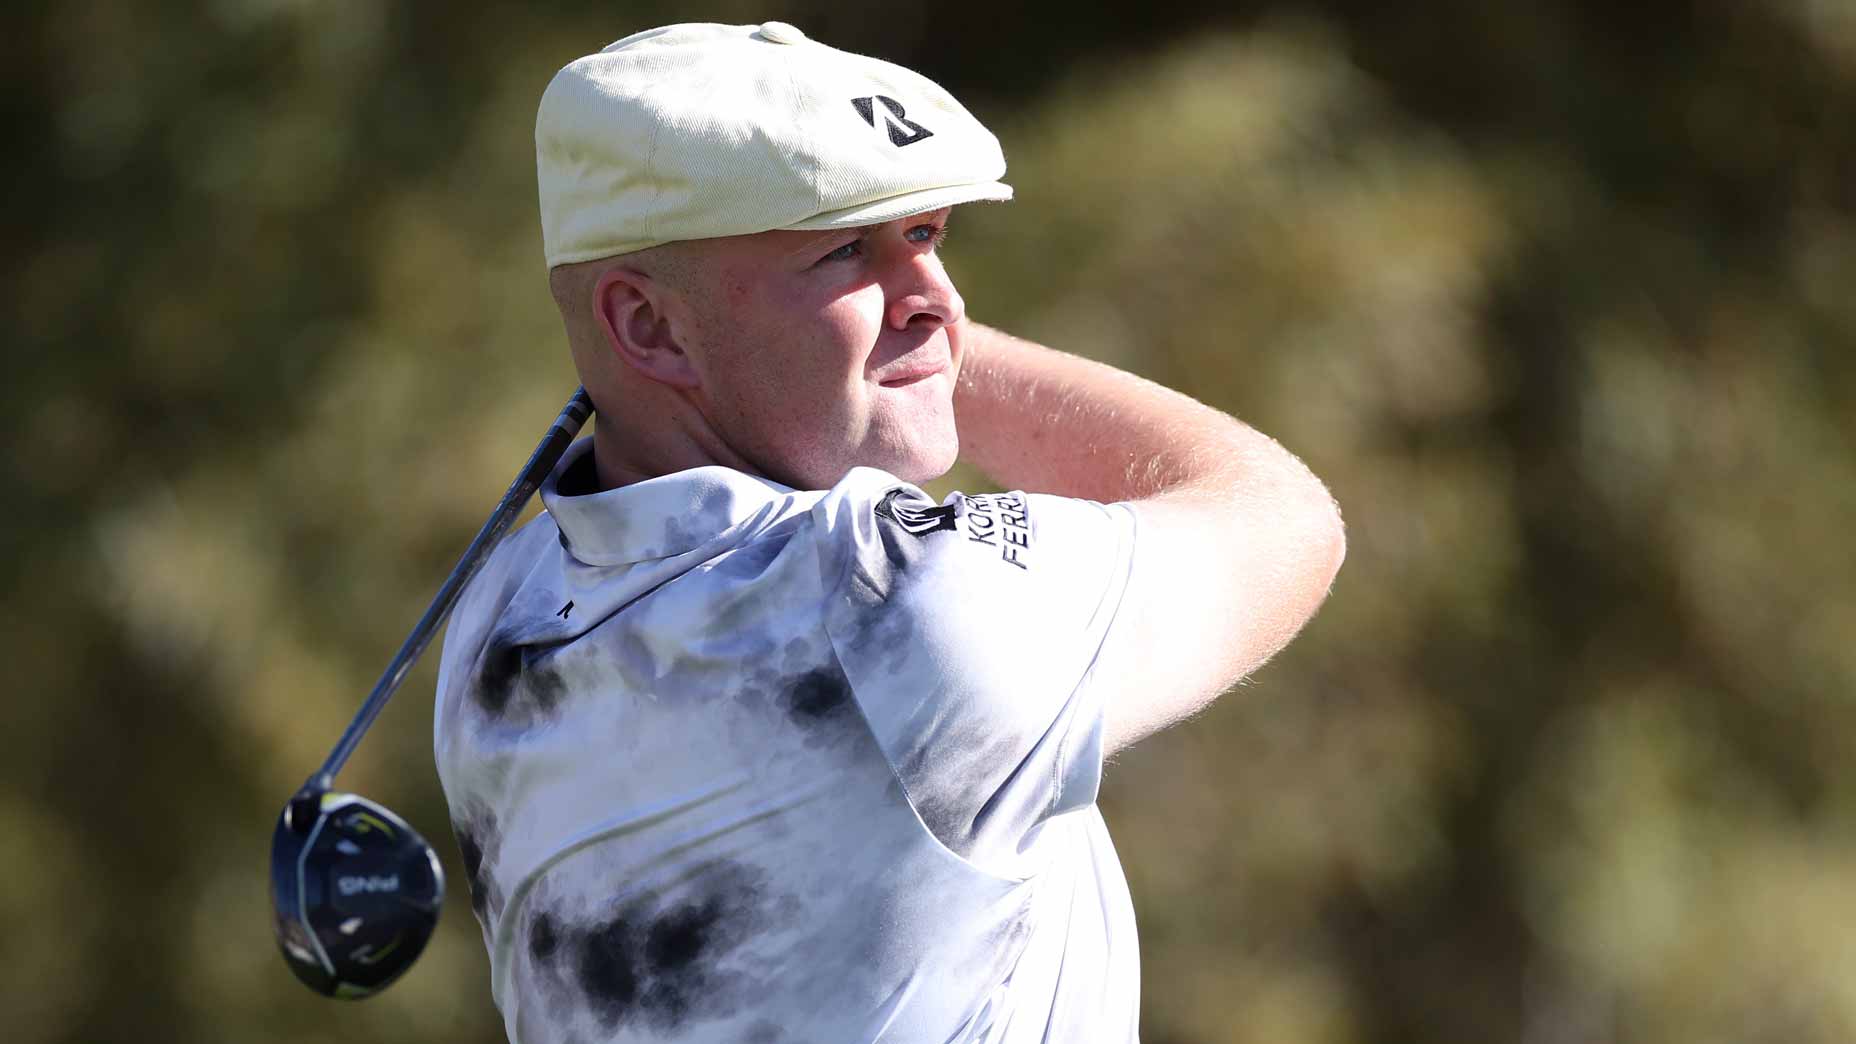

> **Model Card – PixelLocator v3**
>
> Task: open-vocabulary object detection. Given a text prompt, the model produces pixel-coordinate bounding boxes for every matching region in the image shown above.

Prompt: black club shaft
[289,388,594,829]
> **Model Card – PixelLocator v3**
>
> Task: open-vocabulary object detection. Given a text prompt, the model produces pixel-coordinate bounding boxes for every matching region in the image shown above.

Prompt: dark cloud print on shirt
[472,628,570,722]
[523,860,793,1036]
[718,636,860,753]
[781,665,852,726]
[450,802,504,923]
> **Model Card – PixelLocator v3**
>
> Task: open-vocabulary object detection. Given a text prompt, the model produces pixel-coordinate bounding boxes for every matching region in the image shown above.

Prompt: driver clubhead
[270,791,444,998]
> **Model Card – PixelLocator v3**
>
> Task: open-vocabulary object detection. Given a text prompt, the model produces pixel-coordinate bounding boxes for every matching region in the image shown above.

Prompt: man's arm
[953,322,1346,756]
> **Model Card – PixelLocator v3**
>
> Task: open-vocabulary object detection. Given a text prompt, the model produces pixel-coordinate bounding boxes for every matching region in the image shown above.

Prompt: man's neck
[589,412,762,492]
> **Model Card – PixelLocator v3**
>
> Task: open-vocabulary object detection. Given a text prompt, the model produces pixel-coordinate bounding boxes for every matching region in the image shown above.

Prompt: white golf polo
[436,436,1142,1042]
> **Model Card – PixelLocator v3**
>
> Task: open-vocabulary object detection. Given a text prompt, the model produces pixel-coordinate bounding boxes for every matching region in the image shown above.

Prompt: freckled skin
[665,212,967,491]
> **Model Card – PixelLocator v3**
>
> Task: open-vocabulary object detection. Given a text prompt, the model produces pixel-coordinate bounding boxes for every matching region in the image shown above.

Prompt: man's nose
[885,253,964,332]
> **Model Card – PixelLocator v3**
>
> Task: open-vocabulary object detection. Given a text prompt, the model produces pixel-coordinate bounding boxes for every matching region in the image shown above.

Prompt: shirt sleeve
[812,468,1139,879]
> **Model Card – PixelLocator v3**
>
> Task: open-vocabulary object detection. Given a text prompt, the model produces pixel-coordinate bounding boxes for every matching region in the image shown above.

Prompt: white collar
[540,439,803,566]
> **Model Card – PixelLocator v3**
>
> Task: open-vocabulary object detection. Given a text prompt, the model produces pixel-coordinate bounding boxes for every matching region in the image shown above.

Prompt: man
[435,21,1344,1044]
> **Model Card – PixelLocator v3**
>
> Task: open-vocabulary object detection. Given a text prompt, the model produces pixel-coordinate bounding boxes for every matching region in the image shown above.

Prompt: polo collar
[541,438,800,566]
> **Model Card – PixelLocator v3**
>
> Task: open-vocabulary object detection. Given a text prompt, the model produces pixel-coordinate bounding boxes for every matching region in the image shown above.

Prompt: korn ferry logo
[876,489,960,535]
[963,492,1031,570]
[851,95,934,147]
[875,489,1033,570]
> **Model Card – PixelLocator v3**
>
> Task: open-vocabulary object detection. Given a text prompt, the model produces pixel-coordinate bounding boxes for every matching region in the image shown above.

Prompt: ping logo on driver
[338,874,402,897]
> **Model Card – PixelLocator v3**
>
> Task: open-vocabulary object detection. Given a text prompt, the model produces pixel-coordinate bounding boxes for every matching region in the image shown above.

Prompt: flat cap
[537,22,1013,266]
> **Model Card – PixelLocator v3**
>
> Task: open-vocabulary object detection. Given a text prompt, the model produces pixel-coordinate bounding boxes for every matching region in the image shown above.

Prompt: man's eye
[907,224,948,248]
[819,240,861,264]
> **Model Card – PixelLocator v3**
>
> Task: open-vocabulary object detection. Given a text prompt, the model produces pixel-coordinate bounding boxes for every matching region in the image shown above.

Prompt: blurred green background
[6,1,1855,1041]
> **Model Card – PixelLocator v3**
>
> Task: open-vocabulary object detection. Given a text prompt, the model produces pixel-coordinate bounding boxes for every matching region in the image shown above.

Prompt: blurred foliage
[5,1,1855,1042]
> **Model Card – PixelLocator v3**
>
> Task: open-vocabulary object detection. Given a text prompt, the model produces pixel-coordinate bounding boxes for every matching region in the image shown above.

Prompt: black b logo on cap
[851,95,933,147]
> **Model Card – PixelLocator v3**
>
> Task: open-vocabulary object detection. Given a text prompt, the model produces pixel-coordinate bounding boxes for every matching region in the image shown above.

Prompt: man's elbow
[1312,489,1347,592]
[1256,441,1346,595]
[1285,478,1347,616]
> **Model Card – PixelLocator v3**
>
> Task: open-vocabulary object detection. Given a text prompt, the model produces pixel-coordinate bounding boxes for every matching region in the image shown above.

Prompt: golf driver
[270,388,594,998]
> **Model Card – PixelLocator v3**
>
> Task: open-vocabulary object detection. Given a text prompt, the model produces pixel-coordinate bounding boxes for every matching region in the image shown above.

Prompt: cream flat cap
[536,22,1013,267]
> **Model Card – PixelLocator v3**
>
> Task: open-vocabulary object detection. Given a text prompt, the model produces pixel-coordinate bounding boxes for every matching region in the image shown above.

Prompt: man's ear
[591,267,701,388]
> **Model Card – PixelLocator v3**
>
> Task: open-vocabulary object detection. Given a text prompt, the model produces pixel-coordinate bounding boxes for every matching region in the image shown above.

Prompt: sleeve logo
[960,492,1032,571]
[875,488,961,536]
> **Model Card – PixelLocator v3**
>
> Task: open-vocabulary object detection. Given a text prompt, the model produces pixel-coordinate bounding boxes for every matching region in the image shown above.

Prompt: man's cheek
[944,317,967,369]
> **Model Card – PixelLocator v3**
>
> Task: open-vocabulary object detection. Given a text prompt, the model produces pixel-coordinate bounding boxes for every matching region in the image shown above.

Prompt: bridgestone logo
[850,95,933,147]
[338,874,400,896]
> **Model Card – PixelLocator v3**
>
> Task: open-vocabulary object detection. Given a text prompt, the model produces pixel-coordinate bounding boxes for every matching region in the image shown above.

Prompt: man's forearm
[952,322,1323,508]
[953,323,1344,752]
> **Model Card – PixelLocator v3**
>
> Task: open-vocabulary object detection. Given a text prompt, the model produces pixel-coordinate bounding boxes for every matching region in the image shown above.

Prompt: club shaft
[306,388,594,790]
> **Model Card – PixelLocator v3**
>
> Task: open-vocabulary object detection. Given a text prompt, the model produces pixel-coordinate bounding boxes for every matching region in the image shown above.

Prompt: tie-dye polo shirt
[434,436,1142,1044]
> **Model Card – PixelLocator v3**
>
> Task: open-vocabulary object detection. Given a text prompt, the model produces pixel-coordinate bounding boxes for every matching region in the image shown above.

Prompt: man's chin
[845,435,958,487]
[890,438,959,485]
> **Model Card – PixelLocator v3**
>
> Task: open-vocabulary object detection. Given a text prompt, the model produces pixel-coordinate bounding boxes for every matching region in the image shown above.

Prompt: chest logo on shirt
[876,489,961,536]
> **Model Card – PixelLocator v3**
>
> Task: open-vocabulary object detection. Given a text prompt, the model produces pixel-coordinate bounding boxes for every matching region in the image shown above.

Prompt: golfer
[435,21,1344,1043]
